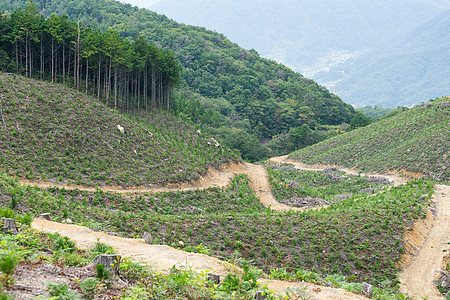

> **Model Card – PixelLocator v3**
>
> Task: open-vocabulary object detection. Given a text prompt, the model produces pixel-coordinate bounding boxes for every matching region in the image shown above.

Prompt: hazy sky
[121,0,161,8]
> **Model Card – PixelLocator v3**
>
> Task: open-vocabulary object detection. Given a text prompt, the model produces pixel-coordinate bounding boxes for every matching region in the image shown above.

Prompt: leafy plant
[96,264,111,281]
[46,282,81,300]
[78,277,102,300]
[0,253,17,287]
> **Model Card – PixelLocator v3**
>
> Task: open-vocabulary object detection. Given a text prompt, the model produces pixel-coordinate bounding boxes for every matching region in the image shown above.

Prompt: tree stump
[94,254,121,275]
[254,291,267,300]
[207,273,221,284]
[40,213,51,221]
[143,232,152,244]
[2,218,18,234]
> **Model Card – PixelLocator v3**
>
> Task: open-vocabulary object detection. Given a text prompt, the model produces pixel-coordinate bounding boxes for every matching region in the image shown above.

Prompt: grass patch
[0,171,433,289]
[289,97,450,183]
[0,73,239,188]
[265,163,390,207]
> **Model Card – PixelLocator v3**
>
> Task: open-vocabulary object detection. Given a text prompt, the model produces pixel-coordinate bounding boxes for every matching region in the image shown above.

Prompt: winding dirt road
[31,219,367,300]
[399,184,450,300]
[20,156,449,299]
[269,155,407,187]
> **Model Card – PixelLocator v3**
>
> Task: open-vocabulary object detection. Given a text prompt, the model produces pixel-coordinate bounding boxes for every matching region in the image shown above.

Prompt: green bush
[46,282,81,300]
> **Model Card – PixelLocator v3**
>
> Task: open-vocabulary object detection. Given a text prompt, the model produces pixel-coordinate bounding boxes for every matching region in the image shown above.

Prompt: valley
[2,156,448,299]
[0,0,449,299]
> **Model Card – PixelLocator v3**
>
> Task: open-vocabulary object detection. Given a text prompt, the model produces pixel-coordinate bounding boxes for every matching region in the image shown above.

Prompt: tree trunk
[93,254,121,275]
[25,35,28,77]
[2,218,18,235]
[114,67,117,109]
[151,65,156,107]
[40,34,43,79]
[15,40,19,74]
[51,39,55,81]
[62,44,65,85]
[97,55,101,100]
[85,57,88,93]
[76,22,80,91]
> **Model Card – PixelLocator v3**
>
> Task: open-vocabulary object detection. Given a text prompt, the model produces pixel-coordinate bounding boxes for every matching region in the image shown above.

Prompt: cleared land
[289,97,450,184]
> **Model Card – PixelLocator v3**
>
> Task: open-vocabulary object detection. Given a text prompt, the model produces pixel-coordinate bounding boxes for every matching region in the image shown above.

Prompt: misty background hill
[321,9,450,107]
[147,0,450,107]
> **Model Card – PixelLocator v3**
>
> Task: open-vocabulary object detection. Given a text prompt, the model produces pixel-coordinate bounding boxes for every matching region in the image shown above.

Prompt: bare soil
[16,156,449,298]
[31,219,367,299]
[31,219,237,276]
[398,184,450,300]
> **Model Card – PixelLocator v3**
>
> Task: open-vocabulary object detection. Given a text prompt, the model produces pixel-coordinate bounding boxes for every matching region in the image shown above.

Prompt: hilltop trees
[0,2,181,111]
[0,0,357,159]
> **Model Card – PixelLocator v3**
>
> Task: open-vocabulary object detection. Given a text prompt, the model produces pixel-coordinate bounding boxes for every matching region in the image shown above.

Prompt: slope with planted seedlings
[290,97,450,183]
[0,73,238,187]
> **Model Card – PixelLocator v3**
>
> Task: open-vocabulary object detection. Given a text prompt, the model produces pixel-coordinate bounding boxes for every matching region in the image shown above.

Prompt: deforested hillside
[0,0,356,160]
[0,73,238,187]
[290,97,450,183]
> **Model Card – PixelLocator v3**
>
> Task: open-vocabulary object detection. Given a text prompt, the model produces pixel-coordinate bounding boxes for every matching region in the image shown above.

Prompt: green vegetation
[45,174,265,218]
[0,73,238,187]
[290,97,450,183]
[0,212,273,299]
[265,163,390,207]
[0,3,181,112]
[0,170,434,289]
[357,105,396,119]
[0,0,356,160]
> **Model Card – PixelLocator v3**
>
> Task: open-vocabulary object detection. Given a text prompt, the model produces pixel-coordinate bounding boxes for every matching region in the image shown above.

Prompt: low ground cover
[0,172,433,290]
[265,163,390,207]
[0,211,271,299]
[290,97,450,183]
[0,73,239,188]
[46,174,265,216]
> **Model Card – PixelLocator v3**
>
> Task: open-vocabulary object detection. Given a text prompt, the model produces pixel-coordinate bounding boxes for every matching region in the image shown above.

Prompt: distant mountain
[323,9,450,107]
[150,0,450,73]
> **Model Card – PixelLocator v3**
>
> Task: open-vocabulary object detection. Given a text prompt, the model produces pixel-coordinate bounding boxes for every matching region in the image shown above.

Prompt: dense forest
[0,1,181,112]
[0,0,357,160]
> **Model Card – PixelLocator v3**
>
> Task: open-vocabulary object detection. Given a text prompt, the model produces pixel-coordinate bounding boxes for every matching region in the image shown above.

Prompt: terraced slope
[0,73,238,187]
[290,97,450,183]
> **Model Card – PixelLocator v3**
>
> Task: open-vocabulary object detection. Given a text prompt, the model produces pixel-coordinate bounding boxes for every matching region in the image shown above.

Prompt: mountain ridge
[326,9,450,107]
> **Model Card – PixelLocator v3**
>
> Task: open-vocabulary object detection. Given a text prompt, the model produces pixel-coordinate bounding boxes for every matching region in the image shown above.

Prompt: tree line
[0,1,181,111]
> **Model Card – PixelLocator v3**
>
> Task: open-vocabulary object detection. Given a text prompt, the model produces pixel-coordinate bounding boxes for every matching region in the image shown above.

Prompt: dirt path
[398,184,450,300]
[269,155,407,186]
[31,219,367,299]
[17,161,304,211]
[239,163,305,211]
[18,162,243,194]
[20,156,449,298]
[31,219,237,275]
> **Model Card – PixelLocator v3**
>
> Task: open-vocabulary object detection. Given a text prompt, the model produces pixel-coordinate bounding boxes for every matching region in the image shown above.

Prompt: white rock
[117,125,125,134]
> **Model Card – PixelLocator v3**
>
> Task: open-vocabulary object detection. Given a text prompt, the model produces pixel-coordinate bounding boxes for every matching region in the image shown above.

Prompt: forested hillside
[290,97,450,183]
[0,4,181,112]
[0,73,238,187]
[0,0,356,160]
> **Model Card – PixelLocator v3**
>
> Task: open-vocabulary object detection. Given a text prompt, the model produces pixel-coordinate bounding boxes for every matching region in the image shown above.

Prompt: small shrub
[78,277,101,300]
[0,254,17,287]
[96,264,111,281]
[46,282,81,300]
